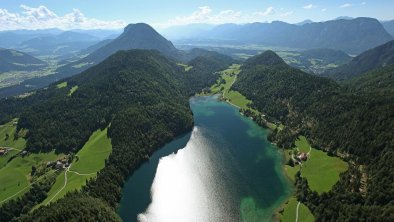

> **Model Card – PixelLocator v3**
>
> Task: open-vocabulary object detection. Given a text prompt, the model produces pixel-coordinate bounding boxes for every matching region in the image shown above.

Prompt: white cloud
[321,8,327,12]
[361,2,367,5]
[255,6,275,16]
[154,6,287,29]
[303,4,315,9]
[0,5,126,30]
[340,3,352,8]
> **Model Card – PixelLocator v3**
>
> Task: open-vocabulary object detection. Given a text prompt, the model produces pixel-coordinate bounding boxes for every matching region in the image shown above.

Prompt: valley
[0,4,393,221]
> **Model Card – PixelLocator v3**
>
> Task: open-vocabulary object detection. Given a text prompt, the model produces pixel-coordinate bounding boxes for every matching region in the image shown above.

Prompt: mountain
[295,19,313,26]
[344,64,394,95]
[58,23,179,76]
[161,23,215,40]
[69,29,122,39]
[326,40,394,80]
[17,31,100,57]
[0,49,233,220]
[0,48,46,72]
[0,29,63,48]
[233,51,394,221]
[334,16,354,20]
[176,18,393,54]
[381,20,394,36]
[244,50,286,67]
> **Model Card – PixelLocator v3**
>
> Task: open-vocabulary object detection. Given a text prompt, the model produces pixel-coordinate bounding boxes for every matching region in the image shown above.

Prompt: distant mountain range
[325,40,394,80]
[0,48,46,73]
[16,31,100,57]
[164,17,393,54]
[381,20,394,36]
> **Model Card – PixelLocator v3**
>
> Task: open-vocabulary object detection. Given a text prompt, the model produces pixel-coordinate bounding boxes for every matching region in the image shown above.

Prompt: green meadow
[302,147,348,193]
[68,85,78,96]
[40,128,112,206]
[280,197,314,222]
[0,151,61,204]
[56,81,67,89]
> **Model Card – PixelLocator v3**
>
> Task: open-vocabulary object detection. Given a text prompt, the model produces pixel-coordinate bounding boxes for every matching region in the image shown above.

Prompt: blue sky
[0,0,393,30]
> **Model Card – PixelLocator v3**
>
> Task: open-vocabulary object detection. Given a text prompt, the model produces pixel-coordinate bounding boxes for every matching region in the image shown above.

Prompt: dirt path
[295,201,301,222]
[46,165,71,204]
[45,164,96,205]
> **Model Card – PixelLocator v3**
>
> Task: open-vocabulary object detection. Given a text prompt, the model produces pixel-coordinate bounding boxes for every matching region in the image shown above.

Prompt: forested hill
[343,64,394,95]
[326,40,394,80]
[0,49,233,221]
[233,50,394,221]
[0,48,46,72]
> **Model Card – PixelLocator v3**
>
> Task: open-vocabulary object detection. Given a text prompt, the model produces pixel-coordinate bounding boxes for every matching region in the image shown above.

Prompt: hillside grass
[295,136,310,153]
[71,127,112,173]
[56,81,67,89]
[280,197,314,222]
[177,63,193,72]
[40,128,112,206]
[0,151,61,203]
[0,120,26,150]
[0,120,26,170]
[68,85,78,96]
[302,147,348,193]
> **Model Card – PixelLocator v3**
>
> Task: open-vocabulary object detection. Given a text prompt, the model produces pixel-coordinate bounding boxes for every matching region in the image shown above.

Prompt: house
[297,152,308,161]
[0,149,6,156]
[55,161,63,169]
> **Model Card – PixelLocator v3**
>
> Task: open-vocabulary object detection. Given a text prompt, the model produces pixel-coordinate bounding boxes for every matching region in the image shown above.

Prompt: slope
[233,51,394,221]
[326,40,394,80]
[0,48,47,73]
[186,18,393,54]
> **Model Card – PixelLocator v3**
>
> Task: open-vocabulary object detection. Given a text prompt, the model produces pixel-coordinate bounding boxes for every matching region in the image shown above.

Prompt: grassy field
[295,136,310,153]
[0,120,26,150]
[0,151,61,203]
[302,147,348,193]
[177,63,193,72]
[68,85,78,96]
[40,128,112,206]
[280,197,314,222]
[56,81,67,89]
[210,64,252,110]
[71,128,112,173]
[0,120,26,170]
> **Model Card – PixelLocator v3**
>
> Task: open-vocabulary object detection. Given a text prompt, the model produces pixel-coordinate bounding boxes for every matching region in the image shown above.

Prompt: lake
[118,96,292,222]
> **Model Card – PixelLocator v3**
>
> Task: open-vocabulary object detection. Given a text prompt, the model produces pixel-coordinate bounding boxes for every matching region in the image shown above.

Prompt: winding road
[45,163,96,205]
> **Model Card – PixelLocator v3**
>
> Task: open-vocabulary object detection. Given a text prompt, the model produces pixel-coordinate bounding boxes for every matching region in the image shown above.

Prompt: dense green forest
[0,49,233,221]
[233,50,394,221]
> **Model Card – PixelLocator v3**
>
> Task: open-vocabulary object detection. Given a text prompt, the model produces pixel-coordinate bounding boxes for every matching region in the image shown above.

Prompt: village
[0,146,72,171]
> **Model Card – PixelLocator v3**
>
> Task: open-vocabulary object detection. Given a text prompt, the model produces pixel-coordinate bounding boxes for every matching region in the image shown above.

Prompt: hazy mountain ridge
[0,48,47,72]
[326,40,394,80]
[382,20,394,36]
[165,17,393,54]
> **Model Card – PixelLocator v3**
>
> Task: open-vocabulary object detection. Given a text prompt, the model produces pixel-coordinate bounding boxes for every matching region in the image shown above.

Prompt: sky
[0,0,393,31]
